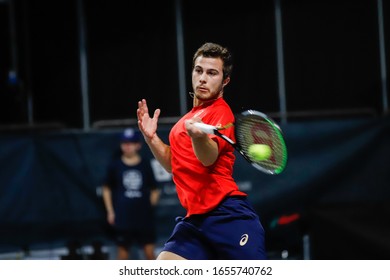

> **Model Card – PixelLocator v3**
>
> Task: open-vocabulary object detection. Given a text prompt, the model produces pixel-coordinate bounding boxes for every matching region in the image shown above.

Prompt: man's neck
[121,154,141,166]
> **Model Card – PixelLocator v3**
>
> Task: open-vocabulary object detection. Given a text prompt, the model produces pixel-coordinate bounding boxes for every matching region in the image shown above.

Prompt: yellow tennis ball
[248,144,272,161]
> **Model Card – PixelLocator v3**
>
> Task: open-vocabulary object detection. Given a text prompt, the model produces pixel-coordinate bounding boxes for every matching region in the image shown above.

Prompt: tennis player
[137,42,266,260]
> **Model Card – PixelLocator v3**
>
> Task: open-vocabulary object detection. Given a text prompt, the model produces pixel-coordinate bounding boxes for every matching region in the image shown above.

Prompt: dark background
[1,0,390,260]
[1,0,388,128]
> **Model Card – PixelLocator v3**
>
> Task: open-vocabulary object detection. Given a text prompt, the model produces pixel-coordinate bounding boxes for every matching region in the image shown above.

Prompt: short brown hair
[192,42,233,80]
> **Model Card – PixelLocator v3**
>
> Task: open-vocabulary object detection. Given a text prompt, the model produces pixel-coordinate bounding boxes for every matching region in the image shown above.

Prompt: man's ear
[222,77,230,87]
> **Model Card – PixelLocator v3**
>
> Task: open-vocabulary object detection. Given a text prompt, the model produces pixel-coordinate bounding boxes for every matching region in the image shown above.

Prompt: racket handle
[194,122,217,134]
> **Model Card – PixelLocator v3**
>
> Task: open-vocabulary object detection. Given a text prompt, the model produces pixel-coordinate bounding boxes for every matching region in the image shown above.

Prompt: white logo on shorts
[239,234,249,246]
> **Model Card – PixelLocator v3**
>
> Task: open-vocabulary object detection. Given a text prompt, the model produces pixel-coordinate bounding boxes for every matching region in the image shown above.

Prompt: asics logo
[239,234,249,246]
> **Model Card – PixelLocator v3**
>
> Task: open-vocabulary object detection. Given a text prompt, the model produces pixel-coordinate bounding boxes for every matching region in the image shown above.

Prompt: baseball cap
[120,128,141,143]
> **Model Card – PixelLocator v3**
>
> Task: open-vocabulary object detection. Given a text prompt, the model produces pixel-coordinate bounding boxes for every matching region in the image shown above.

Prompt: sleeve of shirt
[102,161,115,189]
[203,104,236,153]
[145,159,158,190]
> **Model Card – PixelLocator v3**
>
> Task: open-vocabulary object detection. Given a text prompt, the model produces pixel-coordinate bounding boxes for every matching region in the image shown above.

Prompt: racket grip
[194,122,217,134]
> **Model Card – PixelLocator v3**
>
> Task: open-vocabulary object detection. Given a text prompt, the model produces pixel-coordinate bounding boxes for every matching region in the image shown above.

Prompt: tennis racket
[194,110,287,175]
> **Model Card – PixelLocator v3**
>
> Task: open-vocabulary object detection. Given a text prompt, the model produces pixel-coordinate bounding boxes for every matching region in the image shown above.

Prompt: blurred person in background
[102,128,160,260]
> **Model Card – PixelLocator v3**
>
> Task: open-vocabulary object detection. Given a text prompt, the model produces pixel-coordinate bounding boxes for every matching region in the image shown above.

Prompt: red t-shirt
[169,97,247,217]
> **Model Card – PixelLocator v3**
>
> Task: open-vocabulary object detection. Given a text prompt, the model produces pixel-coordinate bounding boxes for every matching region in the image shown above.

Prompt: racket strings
[236,115,287,172]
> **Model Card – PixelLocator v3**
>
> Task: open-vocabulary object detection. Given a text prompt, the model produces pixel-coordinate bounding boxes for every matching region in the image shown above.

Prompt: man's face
[120,141,140,157]
[192,56,229,103]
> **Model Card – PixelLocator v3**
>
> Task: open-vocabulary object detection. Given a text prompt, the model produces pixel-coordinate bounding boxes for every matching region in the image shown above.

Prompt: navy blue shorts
[162,196,267,260]
[114,228,156,247]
